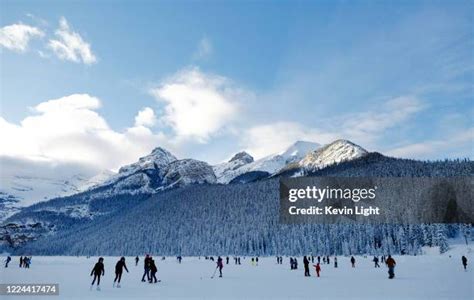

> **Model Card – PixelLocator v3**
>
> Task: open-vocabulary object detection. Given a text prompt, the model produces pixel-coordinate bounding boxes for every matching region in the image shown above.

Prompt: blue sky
[0,0,472,174]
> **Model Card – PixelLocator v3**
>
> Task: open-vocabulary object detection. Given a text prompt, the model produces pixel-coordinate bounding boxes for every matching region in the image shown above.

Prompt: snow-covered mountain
[299,139,368,170]
[163,159,216,188]
[0,140,364,220]
[213,141,320,184]
[280,139,368,175]
[0,170,114,221]
[3,140,471,251]
[116,147,177,179]
[213,151,254,184]
[89,147,216,197]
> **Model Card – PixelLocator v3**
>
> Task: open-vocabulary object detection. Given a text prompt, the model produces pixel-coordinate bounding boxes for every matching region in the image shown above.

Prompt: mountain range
[0,139,361,219]
[1,139,472,254]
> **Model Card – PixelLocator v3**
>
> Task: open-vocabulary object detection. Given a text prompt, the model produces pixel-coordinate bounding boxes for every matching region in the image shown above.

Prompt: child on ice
[313,263,321,277]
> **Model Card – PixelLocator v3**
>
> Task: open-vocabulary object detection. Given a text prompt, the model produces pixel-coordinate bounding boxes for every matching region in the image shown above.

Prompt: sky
[0,0,473,178]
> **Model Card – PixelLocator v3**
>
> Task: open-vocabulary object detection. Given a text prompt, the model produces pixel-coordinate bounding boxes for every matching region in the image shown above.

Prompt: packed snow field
[1,250,472,299]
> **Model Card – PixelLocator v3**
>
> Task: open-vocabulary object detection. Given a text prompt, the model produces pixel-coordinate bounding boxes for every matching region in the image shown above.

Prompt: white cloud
[25,13,49,27]
[134,107,157,127]
[47,17,97,64]
[150,67,241,142]
[241,96,426,159]
[0,94,168,172]
[0,23,44,52]
[387,129,474,159]
[242,122,337,159]
[340,96,426,143]
[194,37,213,59]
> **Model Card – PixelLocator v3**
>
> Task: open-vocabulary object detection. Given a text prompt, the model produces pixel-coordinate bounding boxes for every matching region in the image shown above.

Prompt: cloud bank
[0,23,44,52]
[150,68,241,142]
[47,17,97,64]
[0,94,166,172]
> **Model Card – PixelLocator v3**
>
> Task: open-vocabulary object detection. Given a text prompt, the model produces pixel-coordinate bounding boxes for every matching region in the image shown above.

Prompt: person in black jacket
[149,259,158,283]
[217,256,224,277]
[113,257,129,287]
[461,256,468,270]
[135,256,139,266]
[141,255,151,282]
[90,257,105,290]
[303,256,310,277]
[5,256,11,268]
[373,256,380,268]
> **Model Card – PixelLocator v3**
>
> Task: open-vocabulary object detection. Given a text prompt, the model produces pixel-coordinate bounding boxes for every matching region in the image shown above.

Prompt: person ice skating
[303,256,310,277]
[141,254,151,282]
[113,257,129,288]
[381,255,385,263]
[5,256,11,268]
[323,256,326,264]
[256,257,259,266]
[317,256,321,263]
[327,256,330,264]
[251,257,255,266]
[177,256,182,264]
[351,256,356,268]
[19,256,23,268]
[313,262,321,277]
[386,255,396,279]
[373,256,380,268]
[334,257,338,268]
[461,256,468,270]
[226,256,229,264]
[217,256,224,278]
[148,258,158,283]
[90,257,105,290]
[24,257,30,268]
[135,256,139,266]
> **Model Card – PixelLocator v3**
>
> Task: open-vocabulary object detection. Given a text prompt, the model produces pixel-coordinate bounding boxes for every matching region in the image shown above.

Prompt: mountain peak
[299,139,367,171]
[119,147,177,175]
[229,151,254,164]
[149,147,176,159]
[280,140,320,164]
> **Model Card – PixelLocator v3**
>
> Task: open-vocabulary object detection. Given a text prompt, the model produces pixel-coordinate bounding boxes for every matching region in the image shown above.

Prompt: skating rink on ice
[1,252,472,299]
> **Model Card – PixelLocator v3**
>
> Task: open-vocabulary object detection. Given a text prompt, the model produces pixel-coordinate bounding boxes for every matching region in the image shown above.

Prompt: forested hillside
[5,154,471,256]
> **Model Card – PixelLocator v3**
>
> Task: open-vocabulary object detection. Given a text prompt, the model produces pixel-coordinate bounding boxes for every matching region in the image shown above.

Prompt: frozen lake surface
[1,248,472,299]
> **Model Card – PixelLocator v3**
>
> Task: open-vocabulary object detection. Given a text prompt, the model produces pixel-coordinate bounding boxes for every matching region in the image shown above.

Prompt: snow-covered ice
[1,247,472,299]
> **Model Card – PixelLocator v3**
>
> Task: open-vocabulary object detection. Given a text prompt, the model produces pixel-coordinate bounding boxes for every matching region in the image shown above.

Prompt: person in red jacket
[313,262,321,277]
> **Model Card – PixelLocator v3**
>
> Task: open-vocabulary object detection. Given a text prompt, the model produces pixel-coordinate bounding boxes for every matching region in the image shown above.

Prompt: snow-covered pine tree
[435,224,449,254]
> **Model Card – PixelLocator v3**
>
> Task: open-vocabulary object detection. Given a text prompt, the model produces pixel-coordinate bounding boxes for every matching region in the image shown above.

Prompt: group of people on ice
[141,254,159,283]
[89,255,159,291]
[19,256,32,268]
[295,254,399,279]
[83,253,469,290]
[3,256,32,269]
